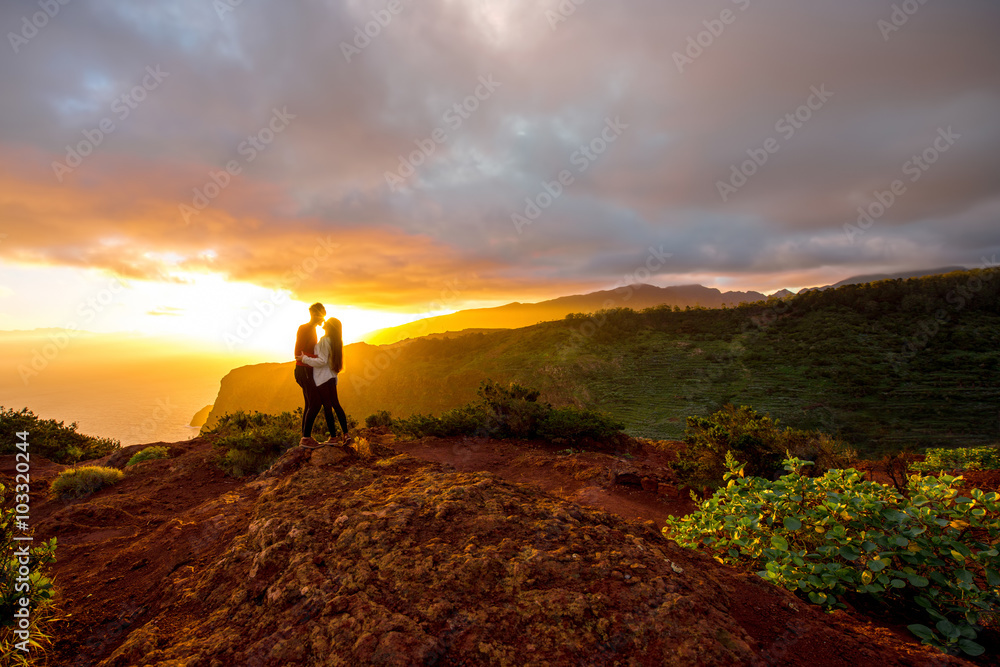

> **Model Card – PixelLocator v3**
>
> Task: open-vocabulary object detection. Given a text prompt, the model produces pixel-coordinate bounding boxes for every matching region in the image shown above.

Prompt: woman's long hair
[323,317,344,373]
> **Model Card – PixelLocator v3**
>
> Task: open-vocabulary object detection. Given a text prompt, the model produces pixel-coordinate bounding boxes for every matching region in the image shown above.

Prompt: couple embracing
[294,302,350,448]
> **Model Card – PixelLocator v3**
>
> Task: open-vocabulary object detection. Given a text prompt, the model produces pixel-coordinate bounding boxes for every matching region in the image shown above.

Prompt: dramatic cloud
[1,0,998,311]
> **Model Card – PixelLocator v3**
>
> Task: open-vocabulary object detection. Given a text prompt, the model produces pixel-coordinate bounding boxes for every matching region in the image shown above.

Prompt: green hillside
[208,268,1000,454]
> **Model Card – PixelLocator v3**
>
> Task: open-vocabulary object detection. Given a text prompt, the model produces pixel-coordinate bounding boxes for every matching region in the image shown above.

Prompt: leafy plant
[663,454,1000,656]
[913,445,1000,473]
[125,446,170,467]
[365,410,394,429]
[390,380,625,448]
[0,406,119,464]
[206,410,299,477]
[1,483,57,662]
[50,466,124,500]
[672,404,852,487]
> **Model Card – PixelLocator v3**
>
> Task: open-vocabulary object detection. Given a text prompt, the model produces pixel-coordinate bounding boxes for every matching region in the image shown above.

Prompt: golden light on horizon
[0,262,435,360]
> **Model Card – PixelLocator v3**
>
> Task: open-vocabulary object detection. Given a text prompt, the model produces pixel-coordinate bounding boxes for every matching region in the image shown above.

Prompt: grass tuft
[50,466,124,500]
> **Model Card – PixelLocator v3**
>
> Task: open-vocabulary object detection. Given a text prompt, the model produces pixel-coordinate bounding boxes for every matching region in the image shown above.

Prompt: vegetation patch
[125,446,170,467]
[663,454,1000,657]
[672,404,853,487]
[385,380,626,449]
[204,410,299,477]
[0,483,57,663]
[50,466,124,500]
[913,445,1000,473]
[0,406,119,464]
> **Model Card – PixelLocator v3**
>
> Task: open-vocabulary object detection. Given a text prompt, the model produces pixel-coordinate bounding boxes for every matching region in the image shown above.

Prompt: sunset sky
[1,0,999,357]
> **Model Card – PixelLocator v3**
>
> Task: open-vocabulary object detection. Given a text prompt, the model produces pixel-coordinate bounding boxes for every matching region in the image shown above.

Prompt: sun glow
[0,263,422,360]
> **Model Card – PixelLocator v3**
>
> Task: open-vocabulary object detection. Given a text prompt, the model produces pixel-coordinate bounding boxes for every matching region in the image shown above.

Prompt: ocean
[0,331,270,448]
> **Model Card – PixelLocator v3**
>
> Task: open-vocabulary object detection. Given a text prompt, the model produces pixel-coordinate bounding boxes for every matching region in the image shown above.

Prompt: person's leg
[329,378,349,437]
[294,365,315,436]
[316,381,337,441]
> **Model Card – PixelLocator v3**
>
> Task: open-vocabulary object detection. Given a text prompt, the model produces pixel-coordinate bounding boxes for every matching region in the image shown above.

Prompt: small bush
[0,406,119,464]
[207,411,298,477]
[914,445,1000,473]
[365,410,394,429]
[50,466,124,500]
[663,454,1000,657]
[389,379,626,448]
[672,404,852,486]
[537,407,625,445]
[125,446,170,467]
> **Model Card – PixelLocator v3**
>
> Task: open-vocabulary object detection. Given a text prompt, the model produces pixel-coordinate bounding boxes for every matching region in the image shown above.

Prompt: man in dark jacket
[294,302,325,446]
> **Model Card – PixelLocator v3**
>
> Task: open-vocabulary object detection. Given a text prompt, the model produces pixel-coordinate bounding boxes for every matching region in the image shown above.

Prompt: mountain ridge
[362,283,771,345]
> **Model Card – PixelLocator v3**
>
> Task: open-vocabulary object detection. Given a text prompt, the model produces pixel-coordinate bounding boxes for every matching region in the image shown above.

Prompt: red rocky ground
[0,434,979,666]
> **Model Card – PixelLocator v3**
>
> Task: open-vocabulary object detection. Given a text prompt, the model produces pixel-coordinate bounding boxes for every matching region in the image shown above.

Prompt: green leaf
[889,578,906,589]
[936,620,959,639]
[958,639,985,657]
[867,559,887,572]
[839,545,860,561]
[907,624,937,642]
[907,574,929,588]
[771,535,789,551]
[808,591,827,605]
[986,568,1000,587]
[783,517,802,531]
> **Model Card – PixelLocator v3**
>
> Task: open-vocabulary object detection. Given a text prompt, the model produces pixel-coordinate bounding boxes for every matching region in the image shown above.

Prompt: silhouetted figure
[299,317,350,447]
[294,302,325,446]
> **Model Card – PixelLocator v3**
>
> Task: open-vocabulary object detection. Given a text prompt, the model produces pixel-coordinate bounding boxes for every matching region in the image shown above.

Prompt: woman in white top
[299,317,349,446]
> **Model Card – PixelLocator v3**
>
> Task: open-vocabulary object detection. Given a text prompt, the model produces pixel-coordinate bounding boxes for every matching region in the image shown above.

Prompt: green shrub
[125,446,170,467]
[207,411,298,477]
[537,406,625,445]
[50,466,124,500]
[0,407,119,464]
[390,379,626,447]
[672,404,852,486]
[365,410,394,429]
[914,445,1000,472]
[663,454,1000,657]
[1,483,57,661]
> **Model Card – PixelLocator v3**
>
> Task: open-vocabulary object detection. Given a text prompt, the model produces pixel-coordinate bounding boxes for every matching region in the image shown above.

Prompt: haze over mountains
[362,267,968,345]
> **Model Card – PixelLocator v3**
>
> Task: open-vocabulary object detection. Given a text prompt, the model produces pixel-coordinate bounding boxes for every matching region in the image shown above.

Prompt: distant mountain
[363,283,770,345]
[801,266,967,292]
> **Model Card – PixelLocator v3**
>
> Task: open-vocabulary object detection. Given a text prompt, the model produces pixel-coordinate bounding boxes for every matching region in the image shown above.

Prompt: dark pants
[305,378,349,439]
[294,365,318,437]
